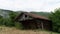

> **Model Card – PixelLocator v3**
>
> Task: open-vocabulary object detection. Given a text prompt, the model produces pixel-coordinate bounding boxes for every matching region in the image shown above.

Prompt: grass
[0,26,59,34]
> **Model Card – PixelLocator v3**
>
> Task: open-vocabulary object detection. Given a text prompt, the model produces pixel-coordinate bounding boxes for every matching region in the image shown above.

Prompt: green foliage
[49,8,60,33]
[15,22,24,29]
[9,11,17,19]
[3,19,15,27]
[0,9,23,29]
[0,16,4,25]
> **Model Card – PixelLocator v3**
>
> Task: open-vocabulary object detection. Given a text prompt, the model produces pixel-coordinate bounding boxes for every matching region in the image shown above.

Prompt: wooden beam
[41,22,44,30]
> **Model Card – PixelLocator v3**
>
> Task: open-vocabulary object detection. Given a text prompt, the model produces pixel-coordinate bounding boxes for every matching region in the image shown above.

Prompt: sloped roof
[15,12,50,21]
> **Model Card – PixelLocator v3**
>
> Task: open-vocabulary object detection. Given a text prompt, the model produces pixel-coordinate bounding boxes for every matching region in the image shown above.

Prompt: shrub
[15,22,24,29]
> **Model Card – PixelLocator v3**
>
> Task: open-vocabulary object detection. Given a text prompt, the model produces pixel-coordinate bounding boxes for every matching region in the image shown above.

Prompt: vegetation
[0,16,4,25]
[0,26,59,34]
[0,9,60,33]
[49,8,60,33]
[0,9,23,29]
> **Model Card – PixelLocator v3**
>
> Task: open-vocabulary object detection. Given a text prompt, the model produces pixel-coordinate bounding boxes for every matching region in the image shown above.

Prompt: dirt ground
[0,26,59,34]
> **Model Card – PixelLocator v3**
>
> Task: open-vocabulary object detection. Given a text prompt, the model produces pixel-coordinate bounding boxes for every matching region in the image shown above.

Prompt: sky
[0,0,60,12]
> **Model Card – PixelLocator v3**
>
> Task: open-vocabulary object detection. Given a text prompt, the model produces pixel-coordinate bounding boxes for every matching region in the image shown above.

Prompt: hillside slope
[0,9,13,18]
[0,9,51,18]
[31,12,51,18]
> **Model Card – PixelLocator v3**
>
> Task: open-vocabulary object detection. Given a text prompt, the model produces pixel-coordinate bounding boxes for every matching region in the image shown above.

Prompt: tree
[49,8,60,32]
[0,16,4,25]
[6,11,18,27]
[8,11,23,29]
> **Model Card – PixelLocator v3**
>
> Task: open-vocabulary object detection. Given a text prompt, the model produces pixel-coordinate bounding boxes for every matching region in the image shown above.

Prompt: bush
[49,8,60,33]
[15,22,24,29]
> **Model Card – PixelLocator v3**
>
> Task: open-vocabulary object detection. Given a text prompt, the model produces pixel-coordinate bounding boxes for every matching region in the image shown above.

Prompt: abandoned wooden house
[15,12,52,31]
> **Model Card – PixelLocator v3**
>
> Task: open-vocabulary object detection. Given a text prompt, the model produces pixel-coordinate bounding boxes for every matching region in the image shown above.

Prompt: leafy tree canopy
[49,8,60,32]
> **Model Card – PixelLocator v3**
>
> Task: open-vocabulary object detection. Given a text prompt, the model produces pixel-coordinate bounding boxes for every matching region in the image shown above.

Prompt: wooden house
[15,12,52,31]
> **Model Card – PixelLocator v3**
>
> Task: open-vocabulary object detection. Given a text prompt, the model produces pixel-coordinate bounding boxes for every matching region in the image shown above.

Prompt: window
[25,15,27,17]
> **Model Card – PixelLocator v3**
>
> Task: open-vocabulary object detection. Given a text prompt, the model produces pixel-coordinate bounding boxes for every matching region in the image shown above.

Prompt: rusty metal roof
[24,12,49,20]
[15,12,50,21]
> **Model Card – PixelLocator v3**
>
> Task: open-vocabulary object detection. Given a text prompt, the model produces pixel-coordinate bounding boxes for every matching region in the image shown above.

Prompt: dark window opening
[25,15,27,17]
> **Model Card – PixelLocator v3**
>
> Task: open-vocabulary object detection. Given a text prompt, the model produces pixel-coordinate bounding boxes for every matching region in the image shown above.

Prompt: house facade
[15,12,52,31]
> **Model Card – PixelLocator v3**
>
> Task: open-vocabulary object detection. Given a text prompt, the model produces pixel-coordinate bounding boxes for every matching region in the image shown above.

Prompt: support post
[41,22,44,30]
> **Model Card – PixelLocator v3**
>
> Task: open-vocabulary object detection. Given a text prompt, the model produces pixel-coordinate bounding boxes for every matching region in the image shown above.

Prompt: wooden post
[41,22,44,30]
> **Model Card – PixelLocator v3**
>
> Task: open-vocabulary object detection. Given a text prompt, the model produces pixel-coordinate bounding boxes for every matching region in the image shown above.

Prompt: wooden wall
[21,19,52,30]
